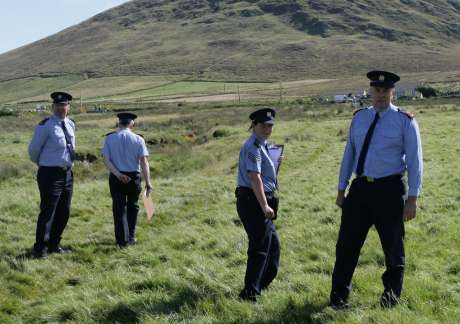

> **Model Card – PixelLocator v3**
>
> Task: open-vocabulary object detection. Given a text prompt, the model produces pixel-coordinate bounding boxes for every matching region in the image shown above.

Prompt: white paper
[142,191,155,222]
[268,144,284,174]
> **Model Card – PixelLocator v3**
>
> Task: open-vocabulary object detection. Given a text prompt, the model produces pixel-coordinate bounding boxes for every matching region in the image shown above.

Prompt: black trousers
[109,172,141,246]
[34,167,73,252]
[331,176,405,302]
[236,187,280,296]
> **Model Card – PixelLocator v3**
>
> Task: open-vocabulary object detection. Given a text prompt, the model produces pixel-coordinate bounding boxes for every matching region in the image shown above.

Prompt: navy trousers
[236,188,280,296]
[109,172,141,246]
[34,167,73,252]
[331,176,405,303]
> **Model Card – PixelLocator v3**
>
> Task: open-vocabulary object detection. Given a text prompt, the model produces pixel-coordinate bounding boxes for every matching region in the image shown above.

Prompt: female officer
[235,107,280,302]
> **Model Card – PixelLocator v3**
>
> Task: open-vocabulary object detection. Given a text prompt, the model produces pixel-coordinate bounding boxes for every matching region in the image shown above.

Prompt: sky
[0,0,130,54]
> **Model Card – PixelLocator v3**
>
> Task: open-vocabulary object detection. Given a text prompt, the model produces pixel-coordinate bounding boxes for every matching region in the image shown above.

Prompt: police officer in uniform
[235,108,280,302]
[330,71,423,308]
[101,113,152,248]
[28,92,75,259]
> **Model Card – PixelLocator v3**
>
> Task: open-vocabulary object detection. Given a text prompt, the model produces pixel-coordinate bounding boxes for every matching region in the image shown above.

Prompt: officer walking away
[330,71,423,308]
[101,113,152,249]
[28,92,75,259]
[235,108,281,302]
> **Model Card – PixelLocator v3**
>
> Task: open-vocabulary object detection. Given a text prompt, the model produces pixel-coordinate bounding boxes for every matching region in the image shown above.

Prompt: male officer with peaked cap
[28,91,75,259]
[101,112,153,248]
[330,71,423,308]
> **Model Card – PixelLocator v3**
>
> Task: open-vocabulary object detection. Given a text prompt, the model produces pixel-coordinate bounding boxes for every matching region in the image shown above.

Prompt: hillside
[0,0,460,82]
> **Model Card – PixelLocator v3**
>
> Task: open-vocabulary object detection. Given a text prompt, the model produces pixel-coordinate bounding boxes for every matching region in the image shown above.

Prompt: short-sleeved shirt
[237,133,277,193]
[28,115,76,167]
[101,128,149,172]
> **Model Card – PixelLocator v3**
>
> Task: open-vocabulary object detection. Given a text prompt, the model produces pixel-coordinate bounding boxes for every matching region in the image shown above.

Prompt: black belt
[355,174,402,184]
[235,186,276,199]
[39,166,72,171]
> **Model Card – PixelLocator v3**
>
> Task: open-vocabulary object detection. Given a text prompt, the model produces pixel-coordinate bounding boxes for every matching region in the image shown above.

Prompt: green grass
[0,98,459,323]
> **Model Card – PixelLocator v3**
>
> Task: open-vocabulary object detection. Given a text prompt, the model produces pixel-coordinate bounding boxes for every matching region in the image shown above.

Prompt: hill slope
[0,0,459,81]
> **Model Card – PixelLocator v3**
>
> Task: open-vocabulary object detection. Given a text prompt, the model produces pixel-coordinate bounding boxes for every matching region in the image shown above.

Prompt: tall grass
[0,99,459,323]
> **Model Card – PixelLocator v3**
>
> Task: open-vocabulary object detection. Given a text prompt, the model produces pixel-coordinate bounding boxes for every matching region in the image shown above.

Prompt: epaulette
[38,117,50,126]
[397,109,415,119]
[105,131,116,137]
[137,134,144,139]
[69,118,76,125]
[353,108,366,116]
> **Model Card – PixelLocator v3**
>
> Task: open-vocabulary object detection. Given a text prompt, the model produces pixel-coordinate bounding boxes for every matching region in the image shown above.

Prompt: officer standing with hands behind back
[235,108,281,302]
[28,92,75,259]
[102,113,152,249]
[330,71,423,309]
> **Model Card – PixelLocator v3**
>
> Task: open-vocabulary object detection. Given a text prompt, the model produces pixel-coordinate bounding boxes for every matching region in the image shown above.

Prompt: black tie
[356,113,379,176]
[61,121,75,161]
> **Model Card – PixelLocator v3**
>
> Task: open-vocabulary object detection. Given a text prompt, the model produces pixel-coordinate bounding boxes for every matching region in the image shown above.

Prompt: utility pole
[279,81,283,103]
[237,84,241,103]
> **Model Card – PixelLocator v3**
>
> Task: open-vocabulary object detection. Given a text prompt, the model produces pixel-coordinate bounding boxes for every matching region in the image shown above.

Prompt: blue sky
[0,0,129,54]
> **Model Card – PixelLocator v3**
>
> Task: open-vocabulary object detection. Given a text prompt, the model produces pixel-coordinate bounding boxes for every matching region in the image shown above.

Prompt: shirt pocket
[53,128,67,148]
[378,128,402,149]
[353,127,368,148]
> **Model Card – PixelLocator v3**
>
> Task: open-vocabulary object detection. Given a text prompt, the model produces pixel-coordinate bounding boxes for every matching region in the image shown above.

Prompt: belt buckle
[365,176,374,182]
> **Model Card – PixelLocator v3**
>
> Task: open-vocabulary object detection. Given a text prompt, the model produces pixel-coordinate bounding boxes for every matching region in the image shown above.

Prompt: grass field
[1,70,459,107]
[0,98,459,323]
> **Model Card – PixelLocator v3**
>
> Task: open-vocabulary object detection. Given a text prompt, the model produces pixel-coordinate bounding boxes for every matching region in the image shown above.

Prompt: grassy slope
[0,0,460,82]
[0,99,459,323]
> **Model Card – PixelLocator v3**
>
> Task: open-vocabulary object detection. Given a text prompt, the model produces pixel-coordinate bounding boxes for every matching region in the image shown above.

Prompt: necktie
[356,113,379,176]
[61,121,75,161]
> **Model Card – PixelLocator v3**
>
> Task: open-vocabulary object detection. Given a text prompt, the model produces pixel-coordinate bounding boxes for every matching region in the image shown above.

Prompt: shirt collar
[371,104,394,118]
[50,114,66,122]
[251,132,267,146]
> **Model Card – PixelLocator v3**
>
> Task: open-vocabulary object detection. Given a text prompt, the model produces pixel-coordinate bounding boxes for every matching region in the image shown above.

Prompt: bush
[416,85,437,98]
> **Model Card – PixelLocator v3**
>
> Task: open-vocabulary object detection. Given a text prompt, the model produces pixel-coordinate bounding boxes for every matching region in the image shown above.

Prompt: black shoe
[48,246,71,254]
[330,298,350,310]
[128,238,137,246]
[380,291,400,308]
[330,292,350,310]
[238,289,258,302]
[33,249,48,260]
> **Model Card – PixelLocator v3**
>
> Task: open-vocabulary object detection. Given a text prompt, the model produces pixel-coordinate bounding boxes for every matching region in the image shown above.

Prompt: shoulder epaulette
[353,108,366,116]
[104,131,116,137]
[137,133,144,139]
[38,117,50,126]
[69,118,76,125]
[397,109,415,119]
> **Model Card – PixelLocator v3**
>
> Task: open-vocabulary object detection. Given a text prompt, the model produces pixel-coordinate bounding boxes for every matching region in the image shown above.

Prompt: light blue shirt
[28,115,76,167]
[101,128,149,172]
[237,133,277,193]
[338,104,423,196]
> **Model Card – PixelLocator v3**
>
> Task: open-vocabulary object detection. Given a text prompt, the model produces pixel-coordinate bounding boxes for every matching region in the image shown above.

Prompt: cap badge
[267,112,271,117]
[379,75,385,81]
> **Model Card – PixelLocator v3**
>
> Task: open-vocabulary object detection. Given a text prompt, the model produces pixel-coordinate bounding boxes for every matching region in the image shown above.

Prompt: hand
[262,204,275,219]
[145,184,153,197]
[336,190,345,208]
[117,173,131,184]
[403,197,417,221]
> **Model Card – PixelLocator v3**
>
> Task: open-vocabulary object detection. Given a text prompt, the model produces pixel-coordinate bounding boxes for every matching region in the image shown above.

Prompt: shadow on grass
[250,299,331,324]
[99,284,200,323]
